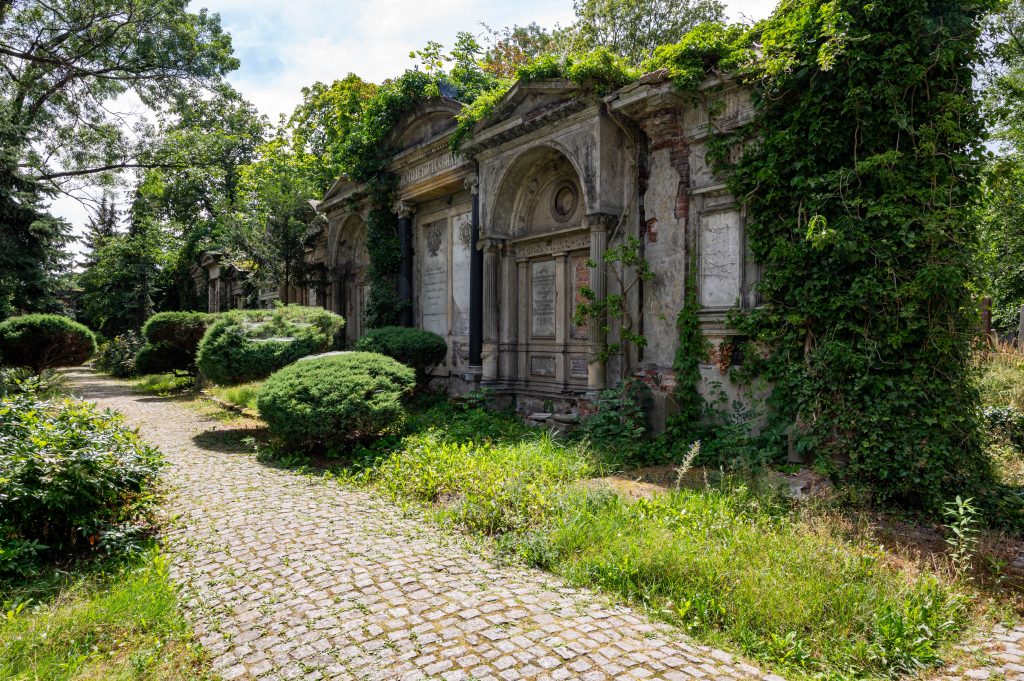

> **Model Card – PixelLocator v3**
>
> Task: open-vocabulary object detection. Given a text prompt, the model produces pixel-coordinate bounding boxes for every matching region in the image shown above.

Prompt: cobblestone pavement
[929,625,1024,681]
[65,369,778,681]
[65,369,1023,681]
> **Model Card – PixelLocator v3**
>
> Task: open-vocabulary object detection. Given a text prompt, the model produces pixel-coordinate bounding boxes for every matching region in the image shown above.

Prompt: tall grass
[130,373,193,396]
[0,547,211,680]
[353,407,975,680]
[511,487,967,679]
[208,381,263,411]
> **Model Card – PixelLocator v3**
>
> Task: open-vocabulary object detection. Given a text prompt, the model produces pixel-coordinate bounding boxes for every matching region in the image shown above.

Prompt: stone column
[482,241,500,382]
[330,274,341,316]
[587,213,615,391]
[516,257,529,382]
[395,201,415,327]
[467,176,483,372]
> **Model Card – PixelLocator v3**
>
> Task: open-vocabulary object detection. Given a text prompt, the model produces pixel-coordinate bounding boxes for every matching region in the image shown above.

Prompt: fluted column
[482,240,500,382]
[467,176,483,370]
[587,213,614,391]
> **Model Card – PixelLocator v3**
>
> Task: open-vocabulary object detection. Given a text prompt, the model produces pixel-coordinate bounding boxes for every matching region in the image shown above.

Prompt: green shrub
[0,393,163,576]
[135,311,214,375]
[196,306,344,385]
[0,314,96,373]
[580,378,652,453]
[257,352,414,450]
[94,331,145,377]
[355,326,447,385]
[0,368,66,399]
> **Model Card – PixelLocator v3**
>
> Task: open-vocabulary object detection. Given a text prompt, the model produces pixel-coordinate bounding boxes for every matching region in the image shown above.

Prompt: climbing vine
[670,258,708,434]
[719,0,1000,513]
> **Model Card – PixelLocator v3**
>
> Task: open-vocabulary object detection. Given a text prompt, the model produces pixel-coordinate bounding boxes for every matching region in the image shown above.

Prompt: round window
[550,182,578,223]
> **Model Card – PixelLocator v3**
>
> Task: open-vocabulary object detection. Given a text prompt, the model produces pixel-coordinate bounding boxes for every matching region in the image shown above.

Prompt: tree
[479,23,561,79]
[1,0,238,189]
[80,191,120,268]
[0,123,71,320]
[571,0,725,65]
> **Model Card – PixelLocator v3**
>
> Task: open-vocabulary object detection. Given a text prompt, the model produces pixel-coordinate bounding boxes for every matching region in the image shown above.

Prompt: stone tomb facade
[315,73,758,426]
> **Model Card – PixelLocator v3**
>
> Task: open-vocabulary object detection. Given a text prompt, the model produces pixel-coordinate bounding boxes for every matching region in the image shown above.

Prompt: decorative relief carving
[426,223,443,257]
[458,218,472,248]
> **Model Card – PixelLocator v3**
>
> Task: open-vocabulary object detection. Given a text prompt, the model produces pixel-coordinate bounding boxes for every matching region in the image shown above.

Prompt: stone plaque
[531,355,556,377]
[570,253,590,340]
[451,213,471,335]
[699,210,741,308]
[570,355,589,378]
[421,220,448,335]
[531,260,556,338]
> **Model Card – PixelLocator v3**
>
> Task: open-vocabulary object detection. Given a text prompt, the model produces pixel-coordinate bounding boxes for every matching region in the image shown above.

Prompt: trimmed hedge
[196,306,345,385]
[135,311,214,375]
[354,326,447,385]
[257,352,414,450]
[0,391,163,576]
[0,314,96,373]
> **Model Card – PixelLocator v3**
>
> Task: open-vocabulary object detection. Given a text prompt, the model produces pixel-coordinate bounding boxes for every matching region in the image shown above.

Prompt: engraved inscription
[399,152,459,188]
[699,210,741,308]
[531,355,556,377]
[570,355,589,378]
[422,221,448,335]
[531,260,557,338]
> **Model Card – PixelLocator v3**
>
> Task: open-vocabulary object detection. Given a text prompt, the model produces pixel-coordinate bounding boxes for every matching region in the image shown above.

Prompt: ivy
[451,48,639,152]
[720,0,1003,514]
[670,259,708,433]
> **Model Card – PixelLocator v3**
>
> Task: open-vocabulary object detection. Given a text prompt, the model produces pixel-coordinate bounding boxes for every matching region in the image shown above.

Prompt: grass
[333,401,1008,681]
[207,381,263,411]
[974,344,1024,489]
[130,373,194,396]
[0,545,212,680]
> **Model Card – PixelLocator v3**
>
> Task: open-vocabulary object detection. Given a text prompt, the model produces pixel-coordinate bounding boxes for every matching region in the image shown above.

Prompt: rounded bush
[257,352,415,450]
[196,306,345,385]
[354,326,447,384]
[136,311,214,374]
[0,314,97,372]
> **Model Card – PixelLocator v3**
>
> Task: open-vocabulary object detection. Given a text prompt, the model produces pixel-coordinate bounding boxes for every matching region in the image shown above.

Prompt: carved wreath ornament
[426,223,443,257]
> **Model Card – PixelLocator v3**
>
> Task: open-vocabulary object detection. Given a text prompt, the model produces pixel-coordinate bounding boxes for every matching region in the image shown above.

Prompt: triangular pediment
[386,97,463,152]
[477,78,582,129]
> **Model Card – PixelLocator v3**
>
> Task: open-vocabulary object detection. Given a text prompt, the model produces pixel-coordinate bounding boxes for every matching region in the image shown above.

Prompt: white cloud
[52,0,778,236]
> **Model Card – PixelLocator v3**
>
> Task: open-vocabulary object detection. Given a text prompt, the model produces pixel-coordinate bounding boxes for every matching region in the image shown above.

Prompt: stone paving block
[65,369,1021,681]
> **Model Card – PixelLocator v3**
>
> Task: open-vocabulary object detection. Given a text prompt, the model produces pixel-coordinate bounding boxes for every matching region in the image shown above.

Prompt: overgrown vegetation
[94,331,146,378]
[354,326,447,387]
[0,391,163,577]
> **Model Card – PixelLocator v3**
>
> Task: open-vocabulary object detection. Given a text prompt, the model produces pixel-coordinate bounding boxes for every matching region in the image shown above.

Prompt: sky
[51,0,779,243]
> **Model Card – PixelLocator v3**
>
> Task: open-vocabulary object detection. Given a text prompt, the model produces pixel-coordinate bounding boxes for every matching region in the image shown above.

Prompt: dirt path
[65,369,778,681]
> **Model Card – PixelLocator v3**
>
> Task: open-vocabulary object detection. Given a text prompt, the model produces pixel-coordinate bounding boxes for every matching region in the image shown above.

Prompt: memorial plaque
[421,221,448,335]
[531,260,556,338]
[699,210,741,308]
[451,213,471,335]
[531,355,556,377]
[570,355,589,378]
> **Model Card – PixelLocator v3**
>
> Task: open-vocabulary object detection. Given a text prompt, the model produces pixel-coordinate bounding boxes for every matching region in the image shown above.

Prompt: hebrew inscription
[531,260,557,338]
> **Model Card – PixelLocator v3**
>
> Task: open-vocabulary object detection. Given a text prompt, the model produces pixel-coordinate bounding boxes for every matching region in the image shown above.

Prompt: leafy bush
[354,326,447,385]
[196,305,345,385]
[0,314,96,373]
[93,331,145,378]
[983,405,1024,449]
[257,352,414,450]
[135,312,214,375]
[0,368,66,399]
[0,393,163,576]
[580,378,652,453]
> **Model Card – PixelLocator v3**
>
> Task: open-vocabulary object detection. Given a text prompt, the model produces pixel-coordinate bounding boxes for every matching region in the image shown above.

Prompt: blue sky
[53,0,778,237]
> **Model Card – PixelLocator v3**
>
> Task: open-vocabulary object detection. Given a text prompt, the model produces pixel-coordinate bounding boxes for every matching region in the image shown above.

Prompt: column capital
[585,212,620,233]
[394,201,416,219]
[464,176,480,195]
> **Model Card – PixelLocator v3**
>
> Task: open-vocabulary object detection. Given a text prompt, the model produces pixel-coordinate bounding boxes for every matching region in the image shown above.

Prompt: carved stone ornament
[551,182,578,223]
[459,219,472,249]
[464,176,480,195]
[426,223,443,257]
[394,201,415,219]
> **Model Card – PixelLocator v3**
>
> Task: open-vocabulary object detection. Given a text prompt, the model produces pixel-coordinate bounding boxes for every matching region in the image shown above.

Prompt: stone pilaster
[394,201,416,327]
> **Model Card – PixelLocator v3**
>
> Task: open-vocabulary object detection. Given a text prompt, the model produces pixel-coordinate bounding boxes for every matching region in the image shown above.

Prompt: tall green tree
[571,0,725,65]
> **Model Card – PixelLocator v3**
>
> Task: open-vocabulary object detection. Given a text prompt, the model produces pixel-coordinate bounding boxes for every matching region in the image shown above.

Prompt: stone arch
[386,97,463,152]
[487,144,588,237]
[329,213,369,344]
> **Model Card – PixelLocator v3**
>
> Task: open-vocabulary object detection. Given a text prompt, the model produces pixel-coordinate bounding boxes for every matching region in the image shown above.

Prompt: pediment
[477,79,582,129]
[386,97,463,152]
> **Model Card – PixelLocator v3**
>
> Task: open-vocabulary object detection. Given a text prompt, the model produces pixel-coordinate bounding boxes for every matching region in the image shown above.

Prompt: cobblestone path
[65,369,777,681]
[931,625,1024,681]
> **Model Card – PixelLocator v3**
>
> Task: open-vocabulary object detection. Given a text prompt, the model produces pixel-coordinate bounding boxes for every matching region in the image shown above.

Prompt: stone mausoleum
[311,72,757,427]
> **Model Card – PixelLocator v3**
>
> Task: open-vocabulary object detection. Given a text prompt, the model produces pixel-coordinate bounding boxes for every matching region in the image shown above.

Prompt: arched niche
[329,213,369,344]
[488,145,586,238]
